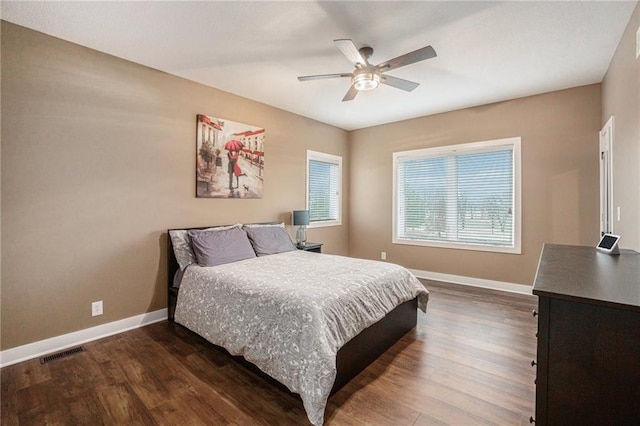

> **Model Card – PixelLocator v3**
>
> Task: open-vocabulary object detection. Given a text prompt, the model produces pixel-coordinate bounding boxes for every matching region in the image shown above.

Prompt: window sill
[392,237,521,254]
[308,220,342,229]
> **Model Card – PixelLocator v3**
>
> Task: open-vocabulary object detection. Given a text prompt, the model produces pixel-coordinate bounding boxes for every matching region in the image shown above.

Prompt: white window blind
[307,150,342,226]
[393,138,521,253]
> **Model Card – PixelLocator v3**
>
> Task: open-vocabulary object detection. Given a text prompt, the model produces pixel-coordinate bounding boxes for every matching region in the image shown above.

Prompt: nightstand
[297,242,323,253]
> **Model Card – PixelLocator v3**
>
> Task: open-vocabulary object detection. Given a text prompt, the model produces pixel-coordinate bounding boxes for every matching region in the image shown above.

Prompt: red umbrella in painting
[224,139,244,151]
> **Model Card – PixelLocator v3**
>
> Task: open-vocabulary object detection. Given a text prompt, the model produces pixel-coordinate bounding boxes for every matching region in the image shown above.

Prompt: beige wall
[602,2,640,251]
[1,14,627,350]
[349,85,601,285]
[0,22,349,350]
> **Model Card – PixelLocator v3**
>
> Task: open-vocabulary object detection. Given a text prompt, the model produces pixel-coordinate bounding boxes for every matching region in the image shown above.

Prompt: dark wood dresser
[532,243,640,425]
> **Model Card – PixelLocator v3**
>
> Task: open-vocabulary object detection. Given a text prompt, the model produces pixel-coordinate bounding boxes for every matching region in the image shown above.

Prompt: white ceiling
[2,1,637,131]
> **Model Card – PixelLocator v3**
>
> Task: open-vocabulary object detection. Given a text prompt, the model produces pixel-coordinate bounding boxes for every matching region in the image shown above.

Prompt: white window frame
[306,150,342,228]
[392,137,522,254]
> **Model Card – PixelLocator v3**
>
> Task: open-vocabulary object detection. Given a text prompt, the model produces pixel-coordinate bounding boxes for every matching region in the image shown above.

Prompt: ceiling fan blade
[298,73,351,81]
[376,45,436,72]
[342,85,359,102]
[334,39,368,66]
[381,75,420,92]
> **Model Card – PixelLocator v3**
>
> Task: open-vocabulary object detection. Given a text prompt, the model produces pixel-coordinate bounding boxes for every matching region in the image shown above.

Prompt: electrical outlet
[381,251,387,260]
[91,301,103,317]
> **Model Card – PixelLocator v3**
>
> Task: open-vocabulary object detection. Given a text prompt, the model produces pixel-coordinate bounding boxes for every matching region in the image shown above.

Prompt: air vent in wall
[40,346,86,364]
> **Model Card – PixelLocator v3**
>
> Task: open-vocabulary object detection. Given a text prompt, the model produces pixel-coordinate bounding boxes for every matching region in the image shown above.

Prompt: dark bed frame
[167,224,418,396]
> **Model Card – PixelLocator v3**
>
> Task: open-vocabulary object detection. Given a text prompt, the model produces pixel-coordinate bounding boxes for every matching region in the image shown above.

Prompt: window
[393,137,521,253]
[307,150,342,227]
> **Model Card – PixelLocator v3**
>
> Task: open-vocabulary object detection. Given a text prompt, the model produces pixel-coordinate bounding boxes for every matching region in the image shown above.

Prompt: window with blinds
[393,137,521,253]
[307,150,342,227]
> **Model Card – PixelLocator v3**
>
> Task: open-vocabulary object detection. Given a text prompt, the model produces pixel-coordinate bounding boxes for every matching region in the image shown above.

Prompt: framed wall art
[196,114,265,198]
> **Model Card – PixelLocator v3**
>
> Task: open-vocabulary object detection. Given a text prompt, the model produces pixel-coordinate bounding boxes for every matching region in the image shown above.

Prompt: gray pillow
[169,224,240,270]
[169,229,197,271]
[244,226,297,256]
[188,226,256,267]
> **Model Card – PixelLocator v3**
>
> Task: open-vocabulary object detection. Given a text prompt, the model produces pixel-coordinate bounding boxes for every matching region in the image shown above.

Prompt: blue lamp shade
[292,210,310,226]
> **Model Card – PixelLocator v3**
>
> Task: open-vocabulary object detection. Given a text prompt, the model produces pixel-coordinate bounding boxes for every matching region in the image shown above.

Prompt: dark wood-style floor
[1,281,537,425]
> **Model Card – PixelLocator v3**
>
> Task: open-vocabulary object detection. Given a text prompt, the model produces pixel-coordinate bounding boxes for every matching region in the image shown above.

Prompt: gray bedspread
[174,250,429,425]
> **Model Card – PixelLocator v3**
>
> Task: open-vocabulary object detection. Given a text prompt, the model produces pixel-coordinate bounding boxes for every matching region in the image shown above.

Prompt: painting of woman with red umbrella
[225,139,247,192]
[195,114,265,199]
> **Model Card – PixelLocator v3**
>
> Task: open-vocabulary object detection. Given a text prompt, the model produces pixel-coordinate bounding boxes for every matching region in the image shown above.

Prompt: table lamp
[292,210,310,247]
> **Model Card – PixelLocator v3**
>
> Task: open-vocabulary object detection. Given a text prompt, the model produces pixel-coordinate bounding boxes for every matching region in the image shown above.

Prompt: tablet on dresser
[596,233,620,254]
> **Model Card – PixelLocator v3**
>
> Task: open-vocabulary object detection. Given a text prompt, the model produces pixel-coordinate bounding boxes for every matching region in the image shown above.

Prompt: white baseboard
[0,308,168,368]
[409,268,533,295]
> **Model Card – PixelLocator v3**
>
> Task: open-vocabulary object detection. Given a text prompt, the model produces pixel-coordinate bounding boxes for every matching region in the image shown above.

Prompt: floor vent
[40,346,86,364]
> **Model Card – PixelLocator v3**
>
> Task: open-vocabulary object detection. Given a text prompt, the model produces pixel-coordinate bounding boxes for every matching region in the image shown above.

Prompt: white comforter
[174,250,429,425]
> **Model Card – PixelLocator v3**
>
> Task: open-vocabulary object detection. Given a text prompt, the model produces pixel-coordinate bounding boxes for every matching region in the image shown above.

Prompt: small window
[307,150,342,228]
[393,137,521,254]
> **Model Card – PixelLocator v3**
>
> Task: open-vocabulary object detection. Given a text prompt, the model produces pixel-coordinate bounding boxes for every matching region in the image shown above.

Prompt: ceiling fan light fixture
[298,39,436,101]
[353,70,381,91]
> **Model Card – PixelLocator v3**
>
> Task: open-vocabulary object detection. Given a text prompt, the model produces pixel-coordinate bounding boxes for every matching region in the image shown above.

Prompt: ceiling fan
[298,39,437,102]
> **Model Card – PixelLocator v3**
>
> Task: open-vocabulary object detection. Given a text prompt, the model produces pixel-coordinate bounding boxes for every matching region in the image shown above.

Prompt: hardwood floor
[1,281,537,425]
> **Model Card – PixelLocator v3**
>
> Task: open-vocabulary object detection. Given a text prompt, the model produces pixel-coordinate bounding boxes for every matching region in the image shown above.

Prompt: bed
[167,223,428,425]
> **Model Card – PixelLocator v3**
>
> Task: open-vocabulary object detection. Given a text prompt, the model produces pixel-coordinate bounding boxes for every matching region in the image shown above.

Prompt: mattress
[174,250,428,425]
